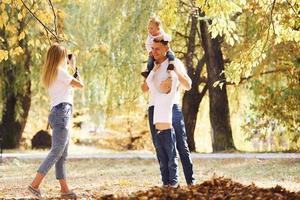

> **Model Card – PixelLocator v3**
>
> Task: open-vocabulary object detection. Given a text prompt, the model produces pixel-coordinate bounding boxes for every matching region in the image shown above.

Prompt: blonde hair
[42,43,67,88]
[148,16,161,27]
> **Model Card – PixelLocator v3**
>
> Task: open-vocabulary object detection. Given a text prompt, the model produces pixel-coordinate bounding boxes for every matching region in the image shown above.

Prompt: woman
[28,43,83,199]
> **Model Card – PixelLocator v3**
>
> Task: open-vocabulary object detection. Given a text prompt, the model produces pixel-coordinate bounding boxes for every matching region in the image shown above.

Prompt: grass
[0,157,300,199]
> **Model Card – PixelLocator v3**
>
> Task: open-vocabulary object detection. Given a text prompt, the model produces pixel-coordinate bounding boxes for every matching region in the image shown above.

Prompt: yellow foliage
[157,0,178,32]
[0,50,9,62]
[13,0,23,9]
[8,35,18,46]
[36,10,52,24]
[21,7,27,16]
[0,12,9,28]
[5,24,17,33]
[91,44,110,55]
[17,12,23,21]
[35,39,40,46]
[12,46,24,57]
[18,31,25,41]
[0,3,5,11]
[28,39,35,47]
[2,0,11,4]
[195,0,247,46]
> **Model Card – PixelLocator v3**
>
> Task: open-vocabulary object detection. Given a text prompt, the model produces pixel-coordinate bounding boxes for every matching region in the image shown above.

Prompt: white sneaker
[169,183,179,188]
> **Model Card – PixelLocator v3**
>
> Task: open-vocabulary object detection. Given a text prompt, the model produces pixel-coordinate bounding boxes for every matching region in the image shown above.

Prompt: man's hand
[141,80,149,92]
[160,77,172,93]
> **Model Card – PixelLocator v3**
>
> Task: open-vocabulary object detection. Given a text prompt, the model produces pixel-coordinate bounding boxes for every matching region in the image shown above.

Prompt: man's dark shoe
[141,70,150,78]
[167,64,174,70]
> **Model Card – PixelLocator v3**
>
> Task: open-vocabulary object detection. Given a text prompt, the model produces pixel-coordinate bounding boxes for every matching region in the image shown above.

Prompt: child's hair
[42,43,67,87]
[148,16,161,27]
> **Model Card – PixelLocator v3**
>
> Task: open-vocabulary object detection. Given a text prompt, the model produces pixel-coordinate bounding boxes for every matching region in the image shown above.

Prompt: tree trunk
[199,17,236,152]
[182,10,208,152]
[0,24,31,149]
[182,83,208,152]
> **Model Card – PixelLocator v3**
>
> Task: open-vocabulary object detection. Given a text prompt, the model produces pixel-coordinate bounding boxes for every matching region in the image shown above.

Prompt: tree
[181,12,208,151]
[0,0,62,148]
[195,0,300,151]
[161,0,298,152]
[199,13,235,151]
[179,8,208,152]
[230,0,300,150]
[161,0,236,151]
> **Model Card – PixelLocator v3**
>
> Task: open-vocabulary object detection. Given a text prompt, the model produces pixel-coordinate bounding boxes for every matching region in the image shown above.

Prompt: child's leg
[147,55,155,71]
[158,128,178,186]
[166,50,175,62]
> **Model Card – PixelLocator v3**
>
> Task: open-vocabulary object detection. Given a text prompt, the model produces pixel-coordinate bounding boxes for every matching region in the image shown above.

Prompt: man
[141,36,196,186]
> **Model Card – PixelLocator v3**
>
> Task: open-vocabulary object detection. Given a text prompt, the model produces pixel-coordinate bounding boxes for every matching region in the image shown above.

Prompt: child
[141,16,176,78]
[146,63,179,188]
[28,43,83,199]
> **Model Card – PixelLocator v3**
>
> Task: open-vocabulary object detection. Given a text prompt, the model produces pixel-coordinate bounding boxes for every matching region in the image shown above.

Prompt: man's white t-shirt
[148,58,189,107]
[48,66,74,108]
[146,70,178,124]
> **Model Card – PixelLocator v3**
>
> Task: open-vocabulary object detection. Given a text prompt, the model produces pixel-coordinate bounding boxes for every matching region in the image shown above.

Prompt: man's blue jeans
[155,128,178,185]
[148,104,195,184]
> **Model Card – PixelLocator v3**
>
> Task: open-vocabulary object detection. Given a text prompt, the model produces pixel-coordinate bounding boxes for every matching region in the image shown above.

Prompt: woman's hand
[69,55,76,71]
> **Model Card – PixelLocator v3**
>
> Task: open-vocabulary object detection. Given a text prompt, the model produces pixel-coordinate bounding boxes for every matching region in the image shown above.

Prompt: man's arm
[174,66,192,91]
[141,80,149,92]
[159,68,192,93]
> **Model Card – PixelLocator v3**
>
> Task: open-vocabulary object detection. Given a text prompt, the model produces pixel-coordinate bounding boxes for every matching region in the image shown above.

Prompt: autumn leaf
[0,50,9,62]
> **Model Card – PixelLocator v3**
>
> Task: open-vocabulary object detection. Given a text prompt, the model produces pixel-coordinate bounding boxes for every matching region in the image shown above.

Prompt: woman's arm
[70,72,84,88]
[68,55,84,88]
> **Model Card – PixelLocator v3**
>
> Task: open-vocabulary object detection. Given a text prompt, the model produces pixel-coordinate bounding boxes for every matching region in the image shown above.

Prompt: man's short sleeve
[174,59,188,77]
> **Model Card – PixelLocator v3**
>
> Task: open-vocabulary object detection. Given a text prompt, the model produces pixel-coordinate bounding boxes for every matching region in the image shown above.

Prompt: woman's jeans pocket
[49,103,72,129]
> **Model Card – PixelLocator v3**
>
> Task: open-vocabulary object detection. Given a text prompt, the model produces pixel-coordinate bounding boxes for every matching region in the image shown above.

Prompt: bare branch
[20,0,61,42]
[199,76,207,83]
[262,0,276,52]
[199,83,208,98]
[286,0,300,17]
[173,50,186,56]
[224,58,231,63]
[175,31,189,39]
[195,55,206,77]
[48,0,58,36]
[227,68,290,85]
[231,11,243,21]
[179,0,193,8]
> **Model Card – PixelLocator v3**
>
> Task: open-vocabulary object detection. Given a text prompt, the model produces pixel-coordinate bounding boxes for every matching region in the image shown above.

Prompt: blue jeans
[148,104,195,184]
[147,50,175,71]
[155,128,178,185]
[37,103,72,180]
